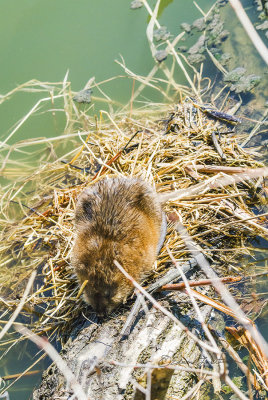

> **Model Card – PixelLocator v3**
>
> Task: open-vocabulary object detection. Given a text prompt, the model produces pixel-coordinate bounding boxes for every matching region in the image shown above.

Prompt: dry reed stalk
[14,324,88,400]
[0,272,36,341]
[226,326,268,388]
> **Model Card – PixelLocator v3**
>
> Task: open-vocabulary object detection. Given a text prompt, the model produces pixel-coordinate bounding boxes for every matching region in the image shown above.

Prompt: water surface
[0,1,267,399]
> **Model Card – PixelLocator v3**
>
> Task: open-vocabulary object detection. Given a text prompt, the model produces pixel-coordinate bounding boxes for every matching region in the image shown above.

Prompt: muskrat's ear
[133,191,150,212]
[131,182,157,215]
[82,200,93,220]
[75,198,93,223]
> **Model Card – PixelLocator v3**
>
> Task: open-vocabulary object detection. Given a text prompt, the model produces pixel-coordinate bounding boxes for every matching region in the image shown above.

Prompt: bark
[33,265,216,400]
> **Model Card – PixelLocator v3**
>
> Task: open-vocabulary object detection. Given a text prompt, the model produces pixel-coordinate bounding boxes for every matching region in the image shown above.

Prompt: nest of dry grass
[0,97,267,345]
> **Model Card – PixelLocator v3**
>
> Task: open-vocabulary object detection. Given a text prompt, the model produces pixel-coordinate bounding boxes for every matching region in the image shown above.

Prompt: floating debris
[180,22,191,33]
[180,4,230,65]
[192,17,206,32]
[187,53,206,64]
[177,45,187,53]
[191,100,242,124]
[188,35,206,55]
[153,26,170,42]
[207,13,225,42]
[219,52,231,66]
[224,68,261,93]
[130,0,143,9]
[187,35,206,64]
[230,75,261,94]
[155,49,168,62]
[224,67,246,83]
[73,88,92,104]
[256,21,268,31]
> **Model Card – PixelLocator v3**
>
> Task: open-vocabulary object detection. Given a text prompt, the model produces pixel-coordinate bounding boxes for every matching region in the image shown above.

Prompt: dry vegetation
[0,93,266,334]
[0,0,268,398]
[1,88,268,397]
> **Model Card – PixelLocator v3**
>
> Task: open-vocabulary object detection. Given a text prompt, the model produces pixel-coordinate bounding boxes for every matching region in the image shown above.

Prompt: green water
[0,0,267,399]
[0,0,209,147]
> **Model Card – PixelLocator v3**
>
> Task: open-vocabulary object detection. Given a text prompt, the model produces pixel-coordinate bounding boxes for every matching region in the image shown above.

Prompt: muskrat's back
[72,177,166,315]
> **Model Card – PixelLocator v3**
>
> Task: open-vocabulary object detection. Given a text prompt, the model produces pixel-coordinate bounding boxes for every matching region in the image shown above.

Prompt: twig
[160,275,241,291]
[0,271,36,341]
[114,260,219,354]
[225,375,250,400]
[209,325,260,390]
[211,132,226,160]
[176,222,268,357]
[185,165,257,174]
[188,288,252,324]
[226,326,268,388]
[241,109,268,148]
[159,167,268,203]
[92,130,141,180]
[222,199,268,237]
[178,379,205,400]
[14,324,88,400]
[106,359,220,377]
[1,370,40,381]
[166,247,223,372]
[119,258,197,339]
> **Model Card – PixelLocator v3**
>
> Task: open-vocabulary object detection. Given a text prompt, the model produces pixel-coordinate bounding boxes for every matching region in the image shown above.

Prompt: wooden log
[33,262,218,400]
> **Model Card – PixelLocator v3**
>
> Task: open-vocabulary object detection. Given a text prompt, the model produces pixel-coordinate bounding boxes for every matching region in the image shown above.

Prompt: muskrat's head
[72,232,135,316]
[82,269,133,316]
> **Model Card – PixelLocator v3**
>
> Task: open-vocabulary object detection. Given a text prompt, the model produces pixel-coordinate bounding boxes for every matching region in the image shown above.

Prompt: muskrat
[72,176,166,315]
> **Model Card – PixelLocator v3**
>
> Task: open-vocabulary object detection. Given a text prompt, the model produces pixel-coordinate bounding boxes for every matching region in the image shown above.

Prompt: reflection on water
[157,0,174,17]
[0,334,48,400]
[249,239,268,343]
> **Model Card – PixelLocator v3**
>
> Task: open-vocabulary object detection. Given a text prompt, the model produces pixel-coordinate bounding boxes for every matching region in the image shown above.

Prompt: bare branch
[14,324,88,400]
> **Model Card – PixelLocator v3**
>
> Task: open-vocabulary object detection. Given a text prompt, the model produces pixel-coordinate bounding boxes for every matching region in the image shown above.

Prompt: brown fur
[72,177,164,315]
